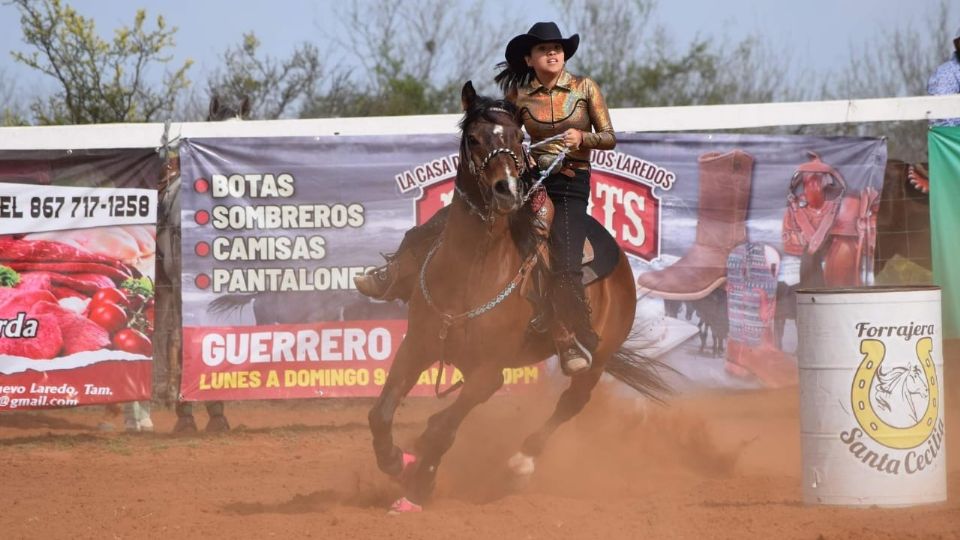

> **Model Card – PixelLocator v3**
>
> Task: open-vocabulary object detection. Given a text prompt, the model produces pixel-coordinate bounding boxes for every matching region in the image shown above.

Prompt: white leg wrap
[507,451,536,476]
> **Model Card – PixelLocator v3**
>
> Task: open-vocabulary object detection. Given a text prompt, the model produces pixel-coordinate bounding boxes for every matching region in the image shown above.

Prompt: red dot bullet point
[195,241,210,257]
[194,210,210,225]
[194,178,209,193]
[195,274,211,289]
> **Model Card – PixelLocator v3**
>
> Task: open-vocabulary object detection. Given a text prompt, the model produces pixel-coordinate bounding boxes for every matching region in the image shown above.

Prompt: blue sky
[0,0,956,99]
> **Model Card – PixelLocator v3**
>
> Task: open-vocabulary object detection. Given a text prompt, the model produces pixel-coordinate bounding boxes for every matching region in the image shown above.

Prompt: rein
[522,134,569,202]
[419,239,539,340]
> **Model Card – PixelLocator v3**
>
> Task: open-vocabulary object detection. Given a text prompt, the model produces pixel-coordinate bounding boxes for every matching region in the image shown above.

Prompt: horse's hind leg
[400,364,504,507]
[509,368,604,480]
[204,401,229,432]
[368,339,428,477]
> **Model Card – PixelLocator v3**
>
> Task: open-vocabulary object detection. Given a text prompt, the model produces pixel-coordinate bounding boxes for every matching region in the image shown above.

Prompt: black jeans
[544,169,597,350]
[544,169,591,278]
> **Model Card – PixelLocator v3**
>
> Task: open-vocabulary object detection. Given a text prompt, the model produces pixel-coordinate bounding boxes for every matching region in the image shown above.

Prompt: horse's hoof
[507,452,535,476]
[506,452,535,490]
[172,416,198,434]
[205,415,231,433]
[387,497,422,514]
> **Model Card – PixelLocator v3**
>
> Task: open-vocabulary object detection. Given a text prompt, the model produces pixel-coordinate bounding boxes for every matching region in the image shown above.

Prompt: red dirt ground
[1,380,957,540]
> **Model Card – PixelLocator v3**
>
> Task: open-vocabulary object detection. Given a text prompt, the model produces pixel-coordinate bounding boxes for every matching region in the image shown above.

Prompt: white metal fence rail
[0,94,958,150]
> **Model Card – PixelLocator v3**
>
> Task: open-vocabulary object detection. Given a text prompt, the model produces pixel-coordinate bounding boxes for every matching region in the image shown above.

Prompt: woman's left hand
[562,128,583,150]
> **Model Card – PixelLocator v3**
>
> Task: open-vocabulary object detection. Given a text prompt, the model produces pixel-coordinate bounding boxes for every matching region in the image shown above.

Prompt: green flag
[929,127,960,339]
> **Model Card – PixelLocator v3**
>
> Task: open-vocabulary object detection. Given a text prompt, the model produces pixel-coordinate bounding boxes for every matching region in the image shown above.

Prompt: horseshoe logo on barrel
[851,338,939,450]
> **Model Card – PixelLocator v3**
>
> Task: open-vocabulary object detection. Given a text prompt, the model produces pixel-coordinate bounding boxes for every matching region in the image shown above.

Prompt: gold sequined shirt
[510,70,616,169]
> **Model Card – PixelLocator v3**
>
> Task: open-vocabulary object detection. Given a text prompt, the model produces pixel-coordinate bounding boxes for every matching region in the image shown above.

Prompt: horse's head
[905,365,929,399]
[207,94,252,122]
[458,81,526,217]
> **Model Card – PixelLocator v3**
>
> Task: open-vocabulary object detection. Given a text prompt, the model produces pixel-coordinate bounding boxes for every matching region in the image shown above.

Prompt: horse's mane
[876,365,906,389]
[458,95,542,260]
[876,364,927,422]
[458,93,518,131]
[876,365,913,394]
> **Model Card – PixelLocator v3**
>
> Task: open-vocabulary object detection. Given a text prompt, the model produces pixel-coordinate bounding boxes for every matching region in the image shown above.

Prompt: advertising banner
[179,133,885,400]
[0,150,159,410]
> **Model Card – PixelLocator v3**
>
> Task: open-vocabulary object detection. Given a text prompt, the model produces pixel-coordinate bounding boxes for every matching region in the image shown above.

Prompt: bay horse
[368,82,668,512]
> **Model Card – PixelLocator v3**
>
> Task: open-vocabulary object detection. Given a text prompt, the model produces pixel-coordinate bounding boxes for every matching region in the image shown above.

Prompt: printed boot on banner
[637,150,754,300]
[723,243,798,388]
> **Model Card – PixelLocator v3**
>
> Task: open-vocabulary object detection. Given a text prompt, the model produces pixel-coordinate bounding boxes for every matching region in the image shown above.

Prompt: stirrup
[369,264,392,283]
[559,337,593,376]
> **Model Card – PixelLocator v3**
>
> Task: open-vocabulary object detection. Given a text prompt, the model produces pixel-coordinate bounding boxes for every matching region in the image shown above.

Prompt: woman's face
[525,42,565,78]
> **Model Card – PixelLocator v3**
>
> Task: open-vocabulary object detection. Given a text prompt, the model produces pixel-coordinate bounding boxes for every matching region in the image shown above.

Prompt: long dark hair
[494,61,536,94]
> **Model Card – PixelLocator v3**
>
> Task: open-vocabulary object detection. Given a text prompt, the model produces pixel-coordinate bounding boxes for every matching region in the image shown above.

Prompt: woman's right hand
[562,128,583,150]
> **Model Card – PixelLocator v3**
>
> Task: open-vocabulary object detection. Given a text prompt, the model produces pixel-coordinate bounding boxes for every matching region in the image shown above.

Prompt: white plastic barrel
[796,286,946,507]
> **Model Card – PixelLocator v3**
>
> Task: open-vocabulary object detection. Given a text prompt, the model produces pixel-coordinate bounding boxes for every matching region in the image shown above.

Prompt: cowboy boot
[726,339,798,388]
[551,276,599,376]
[555,326,593,375]
[354,249,418,302]
[637,150,754,300]
[355,255,401,300]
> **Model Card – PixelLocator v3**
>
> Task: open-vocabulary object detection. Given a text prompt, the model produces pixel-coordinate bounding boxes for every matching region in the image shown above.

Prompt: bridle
[457,107,573,222]
[457,107,529,222]
[467,147,525,179]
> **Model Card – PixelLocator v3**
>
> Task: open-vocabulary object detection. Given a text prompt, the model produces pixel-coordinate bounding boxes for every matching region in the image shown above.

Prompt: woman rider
[355,22,616,376]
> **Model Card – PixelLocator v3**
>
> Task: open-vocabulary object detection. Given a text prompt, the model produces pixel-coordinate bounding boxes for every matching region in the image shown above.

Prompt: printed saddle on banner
[782,151,879,287]
[782,151,846,256]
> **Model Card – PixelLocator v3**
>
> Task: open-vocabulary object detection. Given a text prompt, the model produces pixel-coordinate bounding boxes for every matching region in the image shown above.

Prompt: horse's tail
[604,333,676,403]
[207,293,257,317]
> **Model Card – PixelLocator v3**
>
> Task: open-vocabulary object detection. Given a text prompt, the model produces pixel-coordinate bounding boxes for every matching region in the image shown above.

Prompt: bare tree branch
[10,0,192,124]
[817,0,958,161]
[206,32,324,119]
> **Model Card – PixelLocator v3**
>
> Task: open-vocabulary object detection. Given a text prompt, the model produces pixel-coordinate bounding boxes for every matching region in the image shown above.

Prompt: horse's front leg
[368,338,430,477]
[395,363,504,511]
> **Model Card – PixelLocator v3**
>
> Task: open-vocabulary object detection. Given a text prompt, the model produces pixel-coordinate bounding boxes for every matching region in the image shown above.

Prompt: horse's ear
[240,95,252,119]
[461,81,476,112]
[208,94,221,120]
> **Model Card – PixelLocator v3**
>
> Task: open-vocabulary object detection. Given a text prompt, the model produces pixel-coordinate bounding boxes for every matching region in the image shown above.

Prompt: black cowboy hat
[504,22,579,68]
